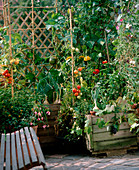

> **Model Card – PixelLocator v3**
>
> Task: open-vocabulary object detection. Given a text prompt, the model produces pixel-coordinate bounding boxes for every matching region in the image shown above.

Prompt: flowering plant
[29,105,50,129]
[0,87,51,133]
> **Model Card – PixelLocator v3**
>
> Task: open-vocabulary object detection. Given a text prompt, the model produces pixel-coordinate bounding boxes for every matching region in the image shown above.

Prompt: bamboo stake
[104,30,110,63]
[56,0,58,13]
[8,0,14,97]
[31,0,35,73]
[3,0,5,26]
[4,0,8,27]
[70,9,75,104]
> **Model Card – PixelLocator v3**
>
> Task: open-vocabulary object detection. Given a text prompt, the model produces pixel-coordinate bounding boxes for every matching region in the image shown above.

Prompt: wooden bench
[0,127,47,170]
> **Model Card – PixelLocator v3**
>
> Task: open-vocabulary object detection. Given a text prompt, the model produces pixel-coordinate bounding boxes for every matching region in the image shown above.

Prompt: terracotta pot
[90,110,96,116]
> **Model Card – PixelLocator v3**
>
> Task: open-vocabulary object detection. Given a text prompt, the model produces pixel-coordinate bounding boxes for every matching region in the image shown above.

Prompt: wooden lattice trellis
[0,0,3,27]
[1,0,75,103]
[2,0,58,90]
[0,12,3,27]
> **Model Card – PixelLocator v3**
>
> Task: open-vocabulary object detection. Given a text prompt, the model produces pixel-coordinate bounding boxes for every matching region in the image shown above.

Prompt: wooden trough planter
[37,104,61,149]
[86,114,138,156]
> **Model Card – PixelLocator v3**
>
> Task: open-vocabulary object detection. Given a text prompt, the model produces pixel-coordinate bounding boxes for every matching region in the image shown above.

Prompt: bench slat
[6,134,11,170]
[0,127,47,170]
[20,128,30,166]
[24,127,38,163]
[30,127,46,166]
[11,132,18,170]
[16,131,24,169]
[0,134,5,170]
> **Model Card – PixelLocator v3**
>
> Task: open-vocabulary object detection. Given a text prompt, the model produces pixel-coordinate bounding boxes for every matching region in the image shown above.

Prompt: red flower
[102,61,107,64]
[93,69,99,74]
[2,70,9,76]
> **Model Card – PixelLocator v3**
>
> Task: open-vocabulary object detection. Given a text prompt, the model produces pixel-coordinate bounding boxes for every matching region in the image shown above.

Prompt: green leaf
[87,41,95,48]
[26,72,35,82]
[98,53,102,58]
[98,39,105,46]
[4,35,9,42]
[12,33,22,43]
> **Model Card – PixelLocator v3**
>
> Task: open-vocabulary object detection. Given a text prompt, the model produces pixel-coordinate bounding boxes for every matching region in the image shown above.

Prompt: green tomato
[49,56,58,65]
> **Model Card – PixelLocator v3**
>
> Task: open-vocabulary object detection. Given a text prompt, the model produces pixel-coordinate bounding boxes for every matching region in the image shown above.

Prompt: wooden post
[8,0,14,97]
[70,9,75,103]
[104,30,110,63]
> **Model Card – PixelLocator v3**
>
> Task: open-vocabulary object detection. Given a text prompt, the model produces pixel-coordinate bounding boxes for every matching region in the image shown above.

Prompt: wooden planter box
[37,104,61,148]
[86,114,138,156]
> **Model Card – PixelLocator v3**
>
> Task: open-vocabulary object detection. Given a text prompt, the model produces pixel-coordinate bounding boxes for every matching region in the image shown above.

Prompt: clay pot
[90,110,96,116]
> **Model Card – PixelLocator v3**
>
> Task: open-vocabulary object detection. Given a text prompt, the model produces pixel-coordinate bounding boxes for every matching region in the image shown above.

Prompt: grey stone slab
[46,154,69,159]
[46,162,60,169]
[66,165,86,170]
[63,155,85,160]
[30,166,43,170]
[47,158,63,163]
[49,165,65,170]
[94,159,111,163]
[49,164,79,170]
[122,160,139,166]
[58,159,76,167]
[86,162,116,170]
[110,159,127,164]
[73,158,95,167]
[85,163,100,169]
[101,165,139,170]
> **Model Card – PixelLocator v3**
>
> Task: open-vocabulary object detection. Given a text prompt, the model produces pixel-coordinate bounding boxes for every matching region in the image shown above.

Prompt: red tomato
[77,85,81,89]
[8,77,12,81]
[5,73,11,77]
[78,67,82,71]
[74,92,79,96]
[72,88,77,93]
[2,70,9,76]
[8,81,11,84]
[74,70,78,74]
[77,90,81,93]
[14,60,19,65]
[102,61,107,64]
[93,69,99,74]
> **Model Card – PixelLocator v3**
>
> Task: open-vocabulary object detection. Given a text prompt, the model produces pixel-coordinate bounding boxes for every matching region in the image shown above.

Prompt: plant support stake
[70,8,75,104]
[104,30,110,63]
[8,0,14,97]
